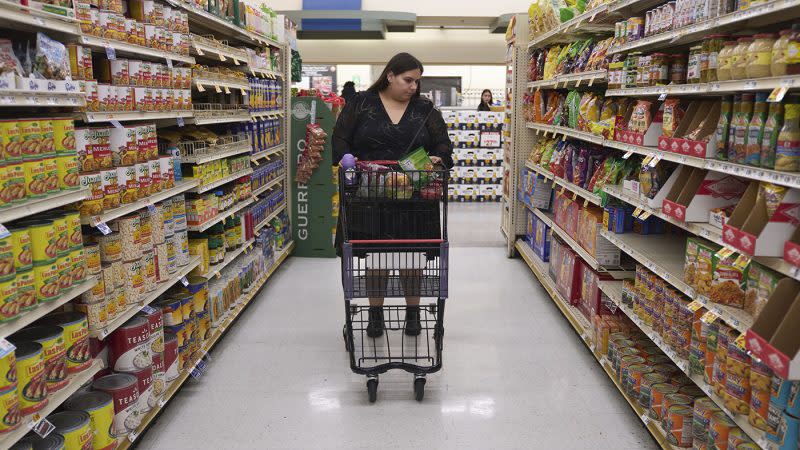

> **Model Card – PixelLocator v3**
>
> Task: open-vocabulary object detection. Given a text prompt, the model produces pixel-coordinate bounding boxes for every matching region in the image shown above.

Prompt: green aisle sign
[290,97,337,257]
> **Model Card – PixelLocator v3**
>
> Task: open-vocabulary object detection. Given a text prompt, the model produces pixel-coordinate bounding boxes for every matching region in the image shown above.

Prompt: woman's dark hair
[341,81,356,103]
[367,52,424,98]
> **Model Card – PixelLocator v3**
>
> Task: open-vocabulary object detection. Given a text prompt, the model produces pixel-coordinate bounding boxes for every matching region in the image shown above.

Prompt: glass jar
[717,41,737,81]
[746,33,778,79]
[776,94,800,172]
[687,46,702,83]
[703,34,728,83]
[787,24,800,75]
[731,37,754,80]
[772,29,793,77]
[639,54,651,87]
[670,53,688,84]
[650,53,670,86]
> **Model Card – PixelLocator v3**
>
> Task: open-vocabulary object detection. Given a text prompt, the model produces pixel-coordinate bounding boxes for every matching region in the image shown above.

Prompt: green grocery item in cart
[399,147,434,188]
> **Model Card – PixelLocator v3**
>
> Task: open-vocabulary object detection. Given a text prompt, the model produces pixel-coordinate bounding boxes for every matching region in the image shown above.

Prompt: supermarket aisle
[138,203,655,450]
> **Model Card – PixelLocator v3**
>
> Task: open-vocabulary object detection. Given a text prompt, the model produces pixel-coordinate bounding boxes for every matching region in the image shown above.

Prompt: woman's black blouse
[332,91,453,168]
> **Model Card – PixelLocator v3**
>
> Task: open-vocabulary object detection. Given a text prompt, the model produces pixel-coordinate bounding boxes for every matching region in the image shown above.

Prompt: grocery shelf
[0,276,98,340]
[609,0,666,13]
[0,359,103,450]
[524,160,602,205]
[190,34,249,65]
[180,142,252,165]
[252,176,284,197]
[529,206,603,271]
[0,89,85,107]
[606,75,800,97]
[527,70,608,90]
[515,239,677,450]
[186,197,254,232]
[90,256,201,340]
[0,0,80,36]
[527,4,614,50]
[247,67,284,79]
[250,143,285,163]
[527,121,800,190]
[81,179,199,225]
[250,110,284,120]
[609,0,800,55]
[78,35,196,65]
[186,110,251,126]
[602,184,800,284]
[162,0,282,48]
[599,281,771,449]
[192,76,250,92]
[80,110,194,123]
[188,168,254,194]
[119,243,293,449]
[0,188,88,225]
[600,229,695,297]
[199,238,255,279]
[254,202,287,233]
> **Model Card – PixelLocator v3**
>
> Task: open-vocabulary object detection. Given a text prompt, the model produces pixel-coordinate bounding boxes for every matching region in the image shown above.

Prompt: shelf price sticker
[633,207,643,218]
[769,85,789,103]
[733,253,752,270]
[648,154,661,168]
[166,59,173,69]
[214,84,222,93]
[588,77,595,87]
[196,81,206,92]
[716,247,735,260]
[232,57,240,65]
[622,150,634,159]
[141,305,157,314]
[0,224,10,239]
[177,117,185,128]
[658,93,668,101]
[642,154,654,166]
[219,53,227,62]
[701,310,720,324]
[180,276,189,287]
[734,334,747,352]
[688,300,704,312]
[638,211,652,220]
[105,45,116,61]
[29,414,55,438]
[196,46,205,56]
[223,86,231,94]
[96,222,112,235]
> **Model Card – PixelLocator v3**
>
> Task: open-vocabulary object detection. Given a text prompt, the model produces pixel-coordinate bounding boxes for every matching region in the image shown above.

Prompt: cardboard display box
[724,183,800,257]
[614,102,663,147]
[659,100,721,159]
[662,167,747,223]
[746,278,800,379]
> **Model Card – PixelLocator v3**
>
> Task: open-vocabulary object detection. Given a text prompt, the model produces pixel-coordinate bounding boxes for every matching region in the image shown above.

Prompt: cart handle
[358,160,398,165]
[349,239,444,244]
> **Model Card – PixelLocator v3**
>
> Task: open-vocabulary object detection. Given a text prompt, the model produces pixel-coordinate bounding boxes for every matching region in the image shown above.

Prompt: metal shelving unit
[81,179,199,225]
[186,198,254,233]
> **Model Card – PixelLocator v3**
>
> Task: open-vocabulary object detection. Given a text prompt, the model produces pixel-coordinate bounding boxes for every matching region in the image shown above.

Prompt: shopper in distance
[333,52,453,337]
[478,89,494,111]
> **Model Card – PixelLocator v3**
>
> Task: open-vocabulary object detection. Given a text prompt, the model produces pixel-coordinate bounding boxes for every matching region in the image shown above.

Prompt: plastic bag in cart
[356,161,390,198]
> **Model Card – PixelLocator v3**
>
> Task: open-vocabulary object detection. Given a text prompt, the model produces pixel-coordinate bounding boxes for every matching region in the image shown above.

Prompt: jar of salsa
[649,53,670,86]
[702,34,728,82]
[670,53,687,84]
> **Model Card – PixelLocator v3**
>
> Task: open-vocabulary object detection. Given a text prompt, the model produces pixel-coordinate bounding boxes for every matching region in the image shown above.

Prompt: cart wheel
[414,377,426,401]
[367,378,378,403]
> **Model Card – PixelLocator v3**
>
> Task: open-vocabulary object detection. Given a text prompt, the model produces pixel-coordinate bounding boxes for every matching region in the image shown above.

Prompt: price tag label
[745,80,758,89]
[642,155,654,166]
[701,310,719,324]
[0,339,15,356]
[29,415,55,438]
[141,305,157,314]
[687,300,704,312]
[0,224,9,239]
[196,46,205,56]
[145,203,156,215]
[196,81,206,92]
[180,276,189,287]
[734,334,747,351]
[622,150,634,159]
[224,86,231,94]
[128,430,140,442]
[575,79,582,87]
[177,117,185,127]
[96,222,112,235]
[641,414,650,425]
[219,53,227,62]
[648,154,661,168]
[588,77,595,87]
[658,93,667,101]
[633,207,643,217]
[110,120,123,129]
[214,84,222,93]
[250,68,257,77]
[105,45,116,61]
[639,211,652,220]
[769,86,789,103]
[583,198,589,207]
[232,57,240,65]
[733,253,752,270]
[561,134,567,142]
[571,192,577,201]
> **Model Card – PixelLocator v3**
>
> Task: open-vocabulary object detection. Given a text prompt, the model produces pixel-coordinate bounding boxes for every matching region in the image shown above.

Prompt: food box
[723,182,800,257]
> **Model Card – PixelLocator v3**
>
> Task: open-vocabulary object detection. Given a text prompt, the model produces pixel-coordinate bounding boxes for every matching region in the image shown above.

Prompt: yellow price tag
[214,85,222,93]
[639,211,652,220]
[232,57,240,65]
[733,253,752,270]
[588,77,595,87]
[224,86,231,94]
[561,134,567,142]
[687,300,704,312]
[575,79,582,87]
[196,47,205,56]
[701,310,719,324]
[559,186,566,195]
[583,198,589,207]
[196,81,206,92]
[734,334,747,351]
[716,247,735,260]
[219,53,227,62]
[642,155,654,165]
[571,192,577,201]
[633,207,643,217]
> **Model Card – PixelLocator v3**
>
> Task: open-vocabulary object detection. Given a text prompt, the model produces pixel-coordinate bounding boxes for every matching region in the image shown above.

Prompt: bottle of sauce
[716,96,733,161]
[726,95,742,161]
[733,94,755,164]
[776,94,800,172]
[744,93,768,166]
[760,101,784,169]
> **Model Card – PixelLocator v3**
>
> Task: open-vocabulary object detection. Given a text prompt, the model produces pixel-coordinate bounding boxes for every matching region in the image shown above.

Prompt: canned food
[120,364,153,414]
[64,391,116,450]
[135,162,150,198]
[725,372,751,414]
[84,243,101,275]
[151,352,165,399]
[23,158,47,198]
[55,153,80,192]
[5,163,24,204]
[110,126,137,167]
[727,428,753,449]
[159,156,174,188]
[155,297,182,326]
[78,172,103,216]
[0,343,15,393]
[111,260,124,288]
[38,120,54,156]
[749,388,772,432]
[18,120,43,159]
[149,159,161,193]
[639,372,668,409]
[44,214,69,257]
[24,219,57,265]
[679,384,705,398]
[7,226,31,272]
[41,312,91,374]
[91,373,139,437]
[43,157,58,194]
[692,397,720,445]
[197,311,210,341]
[62,211,82,252]
[69,248,85,285]
[165,323,186,347]
[96,233,121,263]
[15,270,35,312]
[51,119,75,154]
[0,277,18,322]
[101,264,114,295]
[0,120,22,161]
[14,341,47,415]
[137,307,163,356]
[18,433,65,449]
[163,332,179,382]
[155,243,169,282]
[100,168,119,210]
[138,210,152,249]
[75,301,107,331]
[91,128,112,170]
[0,385,21,433]
[48,411,92,450]
[142,250,156,292]
[0,232,14,283]
[627,364,654,400]
[9,325,67,392]
[117,165,138,205]
[666,404,693,448]
[115,287,126,314]
[33,261,60,303]
[109,316,150,372]
[113,214,140,261]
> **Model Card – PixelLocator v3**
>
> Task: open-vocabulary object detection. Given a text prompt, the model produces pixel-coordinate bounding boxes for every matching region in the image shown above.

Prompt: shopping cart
[339,160,449,402]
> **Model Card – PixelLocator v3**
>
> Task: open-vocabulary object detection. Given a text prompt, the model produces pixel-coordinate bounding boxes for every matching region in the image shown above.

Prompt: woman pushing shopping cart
[333,53,453,402]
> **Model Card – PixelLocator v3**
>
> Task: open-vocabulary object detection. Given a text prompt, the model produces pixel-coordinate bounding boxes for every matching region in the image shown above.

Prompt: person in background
[341,81,356,105]
[478,89,493,111]
[333,52,453,338]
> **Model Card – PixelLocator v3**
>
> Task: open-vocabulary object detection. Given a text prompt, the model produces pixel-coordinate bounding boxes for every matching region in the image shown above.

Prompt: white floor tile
[137,203,657,450]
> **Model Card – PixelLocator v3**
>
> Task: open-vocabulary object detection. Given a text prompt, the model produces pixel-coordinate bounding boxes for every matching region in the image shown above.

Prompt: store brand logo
[292,102,310,120]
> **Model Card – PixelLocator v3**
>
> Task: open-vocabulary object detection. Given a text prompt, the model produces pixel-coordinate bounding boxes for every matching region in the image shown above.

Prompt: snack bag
[710,252,747,308]
[399,147,435,189]
[661,99,685,138]
[34,33,71,80]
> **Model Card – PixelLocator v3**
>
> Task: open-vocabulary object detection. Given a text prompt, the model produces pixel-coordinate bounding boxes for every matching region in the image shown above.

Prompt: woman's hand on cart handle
[430,156,442,165]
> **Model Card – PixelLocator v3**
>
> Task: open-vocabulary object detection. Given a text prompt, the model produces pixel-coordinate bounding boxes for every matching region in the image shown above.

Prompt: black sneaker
[366,306,384,338]
[404,306,421,336]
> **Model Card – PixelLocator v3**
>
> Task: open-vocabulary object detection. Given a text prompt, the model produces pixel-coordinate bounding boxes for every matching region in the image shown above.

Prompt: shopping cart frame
[338,161,449,402]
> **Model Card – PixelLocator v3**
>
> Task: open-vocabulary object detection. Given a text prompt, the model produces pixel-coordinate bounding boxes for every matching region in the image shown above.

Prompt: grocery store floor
[138,203,657,450]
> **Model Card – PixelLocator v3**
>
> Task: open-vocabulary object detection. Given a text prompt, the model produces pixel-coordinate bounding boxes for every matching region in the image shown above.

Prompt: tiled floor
[137,203,656,450]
